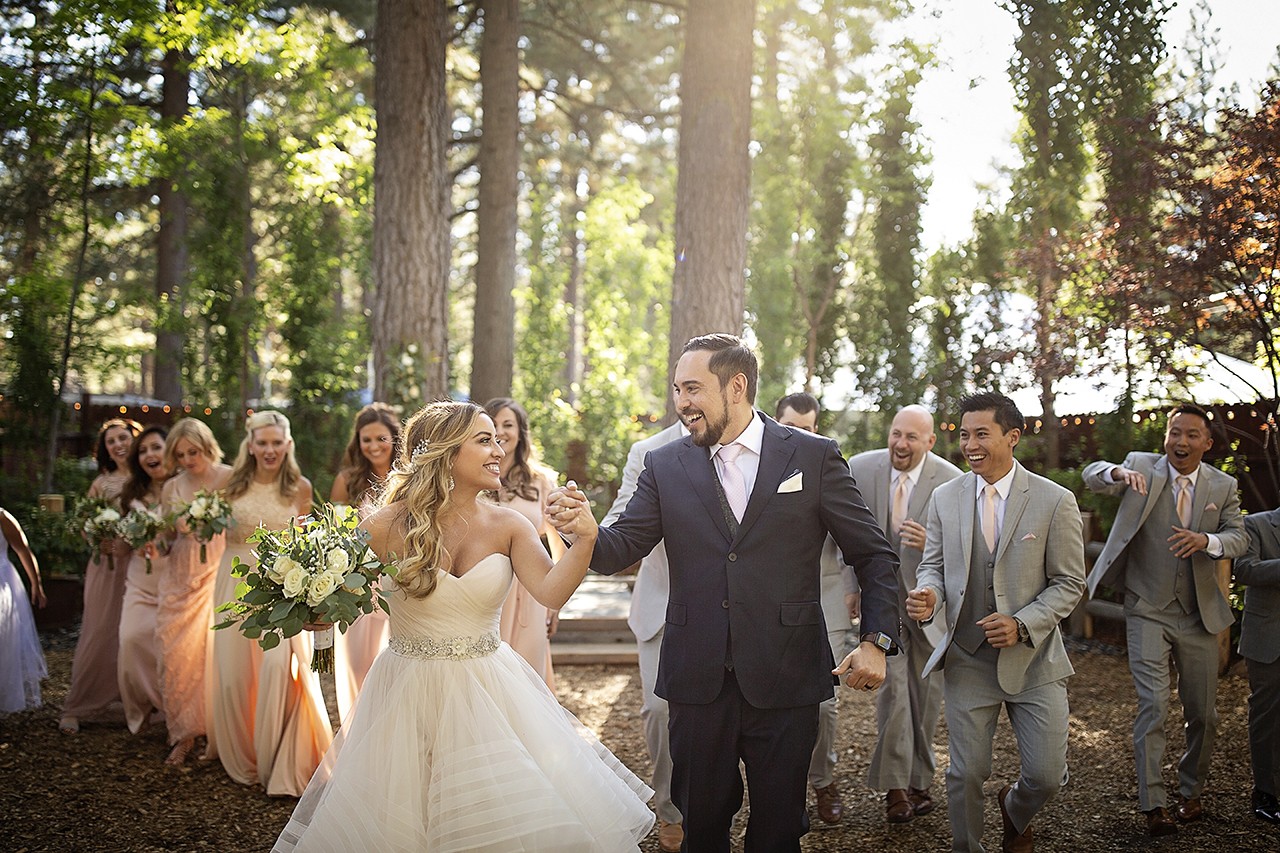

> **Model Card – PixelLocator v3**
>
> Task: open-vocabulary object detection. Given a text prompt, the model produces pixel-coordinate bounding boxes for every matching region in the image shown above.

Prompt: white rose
[307,571,339,607]
[189,497,208,518]
[282,565,310,599]
[99,508,121,523]
[268,555,300,584]
[325,548,350,575]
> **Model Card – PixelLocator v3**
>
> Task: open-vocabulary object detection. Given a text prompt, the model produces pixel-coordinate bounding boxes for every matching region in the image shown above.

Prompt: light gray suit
[1237,509,1280,801]
[806,536,855,789]
[850,449,961,792]
[916,463,1085,852]
[1084,452,1247,810]
[602,422,684,825]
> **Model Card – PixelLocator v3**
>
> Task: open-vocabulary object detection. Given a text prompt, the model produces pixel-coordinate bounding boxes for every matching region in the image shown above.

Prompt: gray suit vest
[1127,484,1196,613]
[955,509,998,654]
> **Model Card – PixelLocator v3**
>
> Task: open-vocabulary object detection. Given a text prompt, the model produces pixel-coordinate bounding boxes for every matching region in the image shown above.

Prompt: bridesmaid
[483,398,565,687]
[329,403,400,724]
[206,411,332,797]
[116,425,171,735]
[156,418,231,765]
[59,418,140,735]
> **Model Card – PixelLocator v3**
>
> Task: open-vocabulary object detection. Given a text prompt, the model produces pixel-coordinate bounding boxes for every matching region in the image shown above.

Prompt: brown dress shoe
[657,820,684,853]
[909,786,937,816]
[814,782,843,824]
[886,788,915,823]
[1174,796,1203,822]
[1144,806,1178,837]
[998,784,1034,853]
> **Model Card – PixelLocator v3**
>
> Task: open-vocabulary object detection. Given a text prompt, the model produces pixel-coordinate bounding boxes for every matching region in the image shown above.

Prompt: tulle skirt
[274,640,654,852]
[0,556,47,714]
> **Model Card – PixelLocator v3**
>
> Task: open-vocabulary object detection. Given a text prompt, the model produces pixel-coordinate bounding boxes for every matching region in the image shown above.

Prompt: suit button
[728,553,737,562]
[722,600,730,609]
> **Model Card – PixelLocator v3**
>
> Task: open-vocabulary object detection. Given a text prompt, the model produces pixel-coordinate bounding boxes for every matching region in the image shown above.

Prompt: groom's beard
[684,402,730,447]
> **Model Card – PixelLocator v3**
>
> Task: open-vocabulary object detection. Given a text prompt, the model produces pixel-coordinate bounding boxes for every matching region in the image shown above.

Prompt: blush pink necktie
[717,443,748,523]
[981,484,998,553]
[1175,476,1192,528]
[891,474,910,536]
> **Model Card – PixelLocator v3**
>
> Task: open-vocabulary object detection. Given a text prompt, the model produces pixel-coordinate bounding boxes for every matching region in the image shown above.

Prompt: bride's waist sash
[388,632,501,661]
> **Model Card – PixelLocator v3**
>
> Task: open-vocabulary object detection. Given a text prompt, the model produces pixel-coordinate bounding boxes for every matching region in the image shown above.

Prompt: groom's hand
[833,643,886,691]
[546,481,591,542]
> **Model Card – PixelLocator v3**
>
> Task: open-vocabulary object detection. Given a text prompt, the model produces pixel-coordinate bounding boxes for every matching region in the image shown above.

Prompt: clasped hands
[905,586,1021,648]
[544,480,598,540]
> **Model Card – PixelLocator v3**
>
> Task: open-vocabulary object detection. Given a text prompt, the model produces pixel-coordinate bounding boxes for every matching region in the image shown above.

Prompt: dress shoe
[814,782,843,824]
[1252,789,1280,825]
[657,820,684,853]
[998,784,1034,853]
[886,788,914,823]
[909,786,937,816]
[1144,806,1178,837]
[1174,796,1203,823]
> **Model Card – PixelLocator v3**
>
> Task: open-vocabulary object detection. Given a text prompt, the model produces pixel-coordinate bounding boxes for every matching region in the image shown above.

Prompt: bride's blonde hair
[382,400,485,599]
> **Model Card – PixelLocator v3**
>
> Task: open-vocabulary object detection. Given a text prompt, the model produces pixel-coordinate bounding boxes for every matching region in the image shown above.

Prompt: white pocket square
[777,472,803,493]
[1020,532,1038,541]
[1205,502,1219,511]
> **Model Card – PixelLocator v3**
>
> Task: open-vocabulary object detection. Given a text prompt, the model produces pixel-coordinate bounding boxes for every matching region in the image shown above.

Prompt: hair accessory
[411,440,430,464]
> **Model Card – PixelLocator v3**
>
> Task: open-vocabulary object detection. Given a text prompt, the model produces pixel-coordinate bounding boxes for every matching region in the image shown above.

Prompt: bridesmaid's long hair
[382,401,483,599]
[225,411,302,501]
[120,425,170,509]
[94,418,142,473]
[482,397,540,503]
[336,403,401,506]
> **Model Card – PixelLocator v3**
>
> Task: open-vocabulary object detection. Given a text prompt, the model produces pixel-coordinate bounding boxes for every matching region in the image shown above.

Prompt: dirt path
[1,636,1274,852]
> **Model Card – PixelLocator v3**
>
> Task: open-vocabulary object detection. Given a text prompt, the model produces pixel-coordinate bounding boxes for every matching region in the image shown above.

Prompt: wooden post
[1216,557,1233,675]
[38,494,65,513]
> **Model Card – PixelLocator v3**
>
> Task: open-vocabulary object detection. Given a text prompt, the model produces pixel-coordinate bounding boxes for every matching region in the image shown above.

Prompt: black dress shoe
[1253,789,1280,825]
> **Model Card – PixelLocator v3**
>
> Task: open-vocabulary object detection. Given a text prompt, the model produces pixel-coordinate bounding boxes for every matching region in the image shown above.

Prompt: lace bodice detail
[228,481,297,546]
[385,554,513,648]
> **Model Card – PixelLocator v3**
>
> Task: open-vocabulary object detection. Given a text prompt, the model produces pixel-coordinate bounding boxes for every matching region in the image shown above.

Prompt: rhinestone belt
[388,632,501,660]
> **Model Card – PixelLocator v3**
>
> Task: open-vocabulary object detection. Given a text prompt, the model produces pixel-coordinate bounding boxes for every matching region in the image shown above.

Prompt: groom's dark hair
[683,333,758,404]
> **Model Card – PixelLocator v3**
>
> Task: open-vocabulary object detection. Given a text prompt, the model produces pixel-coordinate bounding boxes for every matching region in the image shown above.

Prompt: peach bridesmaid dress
[496,468,561,688]
[155,523,225,748]
[61,474,132,726]
[205,481,333,796]
[117,499,167,733]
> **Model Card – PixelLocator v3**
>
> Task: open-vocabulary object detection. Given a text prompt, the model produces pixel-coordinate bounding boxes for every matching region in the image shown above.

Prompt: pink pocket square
[1205,502,1219,511]
[1020,533,1038,541]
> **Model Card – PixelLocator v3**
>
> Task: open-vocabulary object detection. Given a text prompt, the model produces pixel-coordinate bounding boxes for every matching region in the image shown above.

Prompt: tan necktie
[891,474,910,536]
[981,484,998,553]
[1175,475,1192,528]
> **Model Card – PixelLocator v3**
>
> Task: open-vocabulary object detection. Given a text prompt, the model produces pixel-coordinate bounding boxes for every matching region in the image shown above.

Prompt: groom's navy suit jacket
[592,413,900,710]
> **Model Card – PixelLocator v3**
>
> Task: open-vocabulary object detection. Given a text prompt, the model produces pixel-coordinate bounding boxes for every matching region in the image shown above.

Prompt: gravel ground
[2,632,1276,852]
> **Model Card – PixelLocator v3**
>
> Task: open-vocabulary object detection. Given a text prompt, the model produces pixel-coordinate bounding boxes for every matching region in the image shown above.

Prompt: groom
[551,334,900,852]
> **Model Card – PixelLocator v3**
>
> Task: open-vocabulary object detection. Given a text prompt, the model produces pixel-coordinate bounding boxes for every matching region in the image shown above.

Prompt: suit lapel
[677,439,734,543]
[870,456,891,532]
[735,416,796,543]
[1190,461,1211,524]
[996,465,1031,559]
[907,456,935,521]
[1135,456,1172,532]
[958,472,976,583]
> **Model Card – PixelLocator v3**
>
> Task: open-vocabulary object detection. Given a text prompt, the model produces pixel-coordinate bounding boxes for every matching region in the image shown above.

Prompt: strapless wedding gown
[274,554,654,852]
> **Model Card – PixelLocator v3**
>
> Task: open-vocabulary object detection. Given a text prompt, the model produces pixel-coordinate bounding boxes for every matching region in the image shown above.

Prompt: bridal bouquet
[180,490,234,562]
[79,497,122,571]
[119,507,169,573]
[214,503,395,673]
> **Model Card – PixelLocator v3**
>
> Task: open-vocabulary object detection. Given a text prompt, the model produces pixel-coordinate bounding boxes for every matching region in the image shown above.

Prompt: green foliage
[12,505,93,577]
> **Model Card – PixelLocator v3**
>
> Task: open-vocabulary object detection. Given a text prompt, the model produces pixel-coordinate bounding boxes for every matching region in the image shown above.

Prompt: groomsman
[907,392,1085,853]
[602,421,687,852]
[850,405,961,823]
[774,392,857,825]
[1235,507,1280,825]
[1083,403,1247,836]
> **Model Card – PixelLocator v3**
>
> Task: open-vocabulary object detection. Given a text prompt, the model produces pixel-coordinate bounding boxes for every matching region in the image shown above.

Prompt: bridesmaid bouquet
[214,503,395,673]
[180,490,234,562]
[79,497,123,571]
[119,507,169,573]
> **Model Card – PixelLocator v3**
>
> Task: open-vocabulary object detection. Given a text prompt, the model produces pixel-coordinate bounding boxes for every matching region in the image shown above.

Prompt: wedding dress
[274,554,654,852]
[0,528,46,713]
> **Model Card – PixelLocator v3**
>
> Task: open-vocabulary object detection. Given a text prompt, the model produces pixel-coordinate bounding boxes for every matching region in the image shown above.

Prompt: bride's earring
[448,476,455,491]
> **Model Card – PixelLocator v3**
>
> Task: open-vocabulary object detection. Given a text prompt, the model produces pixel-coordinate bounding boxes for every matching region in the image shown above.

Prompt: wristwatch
[860,631,896,654]
[1014,618,1030,644]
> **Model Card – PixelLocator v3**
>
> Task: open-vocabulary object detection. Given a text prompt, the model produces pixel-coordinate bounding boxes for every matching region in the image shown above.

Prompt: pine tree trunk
[470,0,519,405]
[666,0,756,381]
[372,0,451,404]
[154,39,188,406]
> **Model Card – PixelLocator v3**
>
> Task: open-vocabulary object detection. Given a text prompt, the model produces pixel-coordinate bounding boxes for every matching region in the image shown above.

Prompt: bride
[274,401,654,852]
